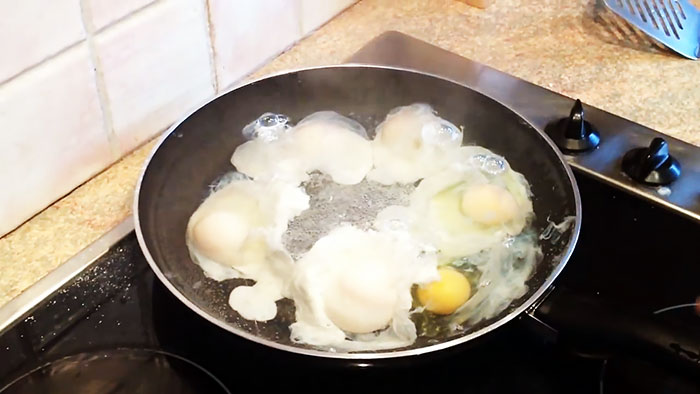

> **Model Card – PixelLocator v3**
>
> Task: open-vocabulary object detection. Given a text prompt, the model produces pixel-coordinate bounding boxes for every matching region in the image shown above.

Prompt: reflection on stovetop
[0,173,698,393]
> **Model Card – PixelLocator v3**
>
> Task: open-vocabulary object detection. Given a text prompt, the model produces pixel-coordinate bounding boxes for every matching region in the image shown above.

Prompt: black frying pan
[134,65,580,359]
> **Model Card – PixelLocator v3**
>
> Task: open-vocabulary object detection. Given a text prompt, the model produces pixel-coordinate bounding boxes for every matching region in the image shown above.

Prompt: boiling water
[190,110,548,345]
[282,173,415,260]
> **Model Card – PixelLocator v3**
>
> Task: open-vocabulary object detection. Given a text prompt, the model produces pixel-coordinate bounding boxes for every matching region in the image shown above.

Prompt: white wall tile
[95,0,215,155]
[0,0,86,83]
[0,44,111,237]
[300,0,356,35]
[208,0,302,90]
[88,0,156,31]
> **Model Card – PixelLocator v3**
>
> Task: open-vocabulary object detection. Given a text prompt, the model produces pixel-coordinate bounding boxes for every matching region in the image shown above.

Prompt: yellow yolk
[191,211,249,265]
[379,117,423,153]
[417,267,471,315]
[460,184,519,226]
[237,236,268,267]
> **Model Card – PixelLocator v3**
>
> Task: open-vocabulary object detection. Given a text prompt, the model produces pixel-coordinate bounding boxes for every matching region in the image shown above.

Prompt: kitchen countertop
[2,0,699,308]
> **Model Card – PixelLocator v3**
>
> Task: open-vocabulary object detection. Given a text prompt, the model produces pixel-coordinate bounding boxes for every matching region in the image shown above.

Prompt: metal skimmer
[604,0,700,59]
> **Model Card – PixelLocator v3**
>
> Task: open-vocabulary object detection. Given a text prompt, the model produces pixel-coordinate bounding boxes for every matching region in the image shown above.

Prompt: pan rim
[133,64,582,360]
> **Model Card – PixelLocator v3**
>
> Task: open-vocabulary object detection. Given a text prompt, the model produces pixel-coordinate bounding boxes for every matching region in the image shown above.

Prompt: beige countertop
[2,0,700,308]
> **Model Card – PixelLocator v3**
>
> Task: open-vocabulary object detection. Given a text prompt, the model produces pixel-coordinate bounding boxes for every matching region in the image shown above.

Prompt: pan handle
[529,286,700,375]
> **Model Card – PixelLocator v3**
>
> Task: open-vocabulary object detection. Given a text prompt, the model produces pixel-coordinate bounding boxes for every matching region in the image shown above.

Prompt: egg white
[231,112,372,185]
[186,177,309,321]
[367,104,462,185]
[287,225,438,351]
[186,105,541,350]
[376,146,533,259]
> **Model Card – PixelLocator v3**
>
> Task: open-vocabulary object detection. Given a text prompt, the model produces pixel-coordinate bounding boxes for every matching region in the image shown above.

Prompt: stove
[1,32,698,393]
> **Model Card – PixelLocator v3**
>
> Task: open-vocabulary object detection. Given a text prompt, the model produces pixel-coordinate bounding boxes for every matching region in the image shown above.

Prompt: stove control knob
[546,99,601,153]
[622,137,681,186]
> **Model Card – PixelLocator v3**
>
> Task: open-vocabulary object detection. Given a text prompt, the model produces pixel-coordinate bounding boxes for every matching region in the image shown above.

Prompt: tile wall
[0,0,356,237]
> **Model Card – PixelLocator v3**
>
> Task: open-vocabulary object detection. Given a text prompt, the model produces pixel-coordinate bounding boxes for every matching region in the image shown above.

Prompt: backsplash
[0,0,356,237]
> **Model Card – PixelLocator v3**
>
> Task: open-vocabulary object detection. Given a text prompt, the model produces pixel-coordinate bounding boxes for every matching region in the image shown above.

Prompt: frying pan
[134,65,580,359]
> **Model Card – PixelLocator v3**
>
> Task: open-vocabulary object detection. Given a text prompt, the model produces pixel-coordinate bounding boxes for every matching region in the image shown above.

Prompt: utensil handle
[532,287,700,375]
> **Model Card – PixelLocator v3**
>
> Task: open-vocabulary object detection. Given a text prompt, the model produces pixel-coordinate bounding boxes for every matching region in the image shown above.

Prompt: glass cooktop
[0,172,698,393]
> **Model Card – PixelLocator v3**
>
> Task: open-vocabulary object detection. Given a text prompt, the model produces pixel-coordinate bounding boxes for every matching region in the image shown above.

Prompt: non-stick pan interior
[135,66,578,357]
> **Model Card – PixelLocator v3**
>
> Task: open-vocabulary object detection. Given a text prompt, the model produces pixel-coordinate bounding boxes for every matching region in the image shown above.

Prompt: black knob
[622,138,681,186]
[546,99,601,152]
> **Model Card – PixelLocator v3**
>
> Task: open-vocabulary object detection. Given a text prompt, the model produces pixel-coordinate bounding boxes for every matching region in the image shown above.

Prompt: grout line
[79,0,120,161]
[203,0,220,93]
[222,1,360,91]
[92,0,162,35]
[300,1,359,38]
[0,0,163,88]
[223,39,302,92]
[0,39,85,86]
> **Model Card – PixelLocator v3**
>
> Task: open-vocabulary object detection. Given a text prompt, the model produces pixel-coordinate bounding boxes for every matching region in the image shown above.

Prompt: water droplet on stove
[656,186,671,196]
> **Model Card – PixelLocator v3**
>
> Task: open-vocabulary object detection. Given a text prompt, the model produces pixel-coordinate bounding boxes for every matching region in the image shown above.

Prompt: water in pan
[282,172,415,260]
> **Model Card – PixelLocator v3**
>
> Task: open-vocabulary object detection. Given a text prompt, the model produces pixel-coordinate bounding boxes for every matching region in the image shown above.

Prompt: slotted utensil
[603,0,700,59]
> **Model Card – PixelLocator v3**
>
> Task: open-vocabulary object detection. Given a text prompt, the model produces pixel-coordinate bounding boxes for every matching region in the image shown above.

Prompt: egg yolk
[323,257,399,334]
[191,211,249,264]
[460,184,519,226]
[379,117,423,153]
[237,236,268,267]
[417,267,471,315]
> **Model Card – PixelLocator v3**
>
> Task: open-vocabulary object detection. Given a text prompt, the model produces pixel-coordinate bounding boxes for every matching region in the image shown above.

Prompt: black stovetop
[1,172,698,393]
